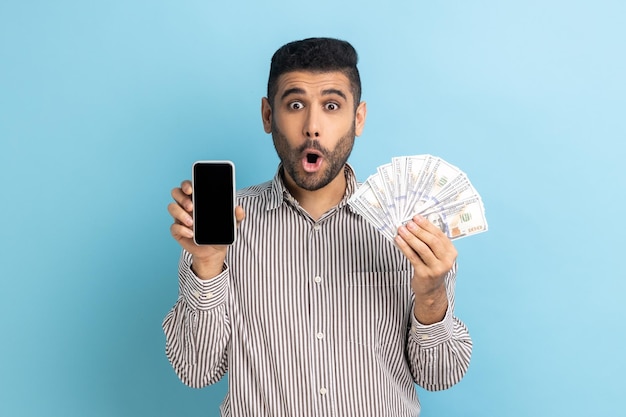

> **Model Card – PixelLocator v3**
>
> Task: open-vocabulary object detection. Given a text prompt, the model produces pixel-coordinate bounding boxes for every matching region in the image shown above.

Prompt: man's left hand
[395,215,457,324]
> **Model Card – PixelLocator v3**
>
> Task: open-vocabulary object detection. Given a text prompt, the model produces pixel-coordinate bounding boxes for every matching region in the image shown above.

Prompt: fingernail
[407,221,417,231]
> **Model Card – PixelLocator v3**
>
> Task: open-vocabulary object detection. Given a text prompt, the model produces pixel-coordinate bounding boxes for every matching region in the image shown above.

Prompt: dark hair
[267,37,362,108]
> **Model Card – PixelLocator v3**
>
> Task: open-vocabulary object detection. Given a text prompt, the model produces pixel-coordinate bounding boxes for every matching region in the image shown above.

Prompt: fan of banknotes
[348,154,488,242]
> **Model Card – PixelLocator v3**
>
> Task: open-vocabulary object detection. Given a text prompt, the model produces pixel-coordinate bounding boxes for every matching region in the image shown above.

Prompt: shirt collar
[266,163,359,211]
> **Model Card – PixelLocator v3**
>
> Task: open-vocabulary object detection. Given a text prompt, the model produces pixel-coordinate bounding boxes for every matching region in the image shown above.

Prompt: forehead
[275,71,353,99]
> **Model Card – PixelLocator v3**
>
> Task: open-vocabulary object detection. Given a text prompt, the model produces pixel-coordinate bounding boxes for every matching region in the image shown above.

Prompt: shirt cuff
[409,305,454,349]
[179,259,229,310]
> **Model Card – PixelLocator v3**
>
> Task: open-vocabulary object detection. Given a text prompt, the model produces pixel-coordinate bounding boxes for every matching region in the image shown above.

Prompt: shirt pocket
[343,270,413,348]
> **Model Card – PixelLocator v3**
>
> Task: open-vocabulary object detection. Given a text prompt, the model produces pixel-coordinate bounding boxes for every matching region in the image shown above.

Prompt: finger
[396,225,457,281]
[168,201,193,227]
[171,187,193,212]
[235,206,245,226]
[413,215,447,238]
[398,219,457,267]
[170,222,194,240]
[396,225,435,266]
[407,216,452,261]
[181,180,192,195]
[394,231,427,268]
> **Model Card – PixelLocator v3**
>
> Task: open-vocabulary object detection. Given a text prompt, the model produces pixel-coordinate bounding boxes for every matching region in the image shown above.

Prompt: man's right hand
[168,180,245,280]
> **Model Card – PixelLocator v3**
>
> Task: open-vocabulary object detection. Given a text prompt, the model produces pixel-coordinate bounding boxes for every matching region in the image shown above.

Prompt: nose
[303,107,321,138]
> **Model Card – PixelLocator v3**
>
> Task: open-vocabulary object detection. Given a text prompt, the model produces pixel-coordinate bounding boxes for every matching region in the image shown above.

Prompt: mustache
[297,139,328,156]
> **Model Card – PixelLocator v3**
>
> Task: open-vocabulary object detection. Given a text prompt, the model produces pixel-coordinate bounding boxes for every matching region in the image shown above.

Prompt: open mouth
[302,151,323,172]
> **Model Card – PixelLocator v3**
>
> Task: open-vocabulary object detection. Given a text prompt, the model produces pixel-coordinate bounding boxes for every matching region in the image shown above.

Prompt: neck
[283,167,347,221]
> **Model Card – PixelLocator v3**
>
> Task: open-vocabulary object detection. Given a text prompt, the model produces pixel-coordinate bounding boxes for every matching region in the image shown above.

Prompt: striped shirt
[163,164,472,416]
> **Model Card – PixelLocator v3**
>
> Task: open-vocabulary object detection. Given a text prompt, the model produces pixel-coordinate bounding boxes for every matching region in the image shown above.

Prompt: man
[164,37,472,416]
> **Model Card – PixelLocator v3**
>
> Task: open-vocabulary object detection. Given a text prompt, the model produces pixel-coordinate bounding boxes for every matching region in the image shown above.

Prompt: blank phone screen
[192,161,235,245]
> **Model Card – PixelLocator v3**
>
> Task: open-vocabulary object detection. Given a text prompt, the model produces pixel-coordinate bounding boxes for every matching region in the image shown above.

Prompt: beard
[271,120,356,191]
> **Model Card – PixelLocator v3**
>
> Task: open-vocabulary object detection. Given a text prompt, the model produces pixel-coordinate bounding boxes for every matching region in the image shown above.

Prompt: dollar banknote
[349,155,488,241]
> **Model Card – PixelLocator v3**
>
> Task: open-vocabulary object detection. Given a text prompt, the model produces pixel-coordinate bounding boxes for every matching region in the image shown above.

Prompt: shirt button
[319,387,328,395]
[313,224,321,231]
[202,292,213,300]
[314,276,322,283]
[316,332,324,340]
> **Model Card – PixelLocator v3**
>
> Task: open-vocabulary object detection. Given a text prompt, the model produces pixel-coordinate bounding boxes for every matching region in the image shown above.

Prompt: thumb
[235,206,246,226]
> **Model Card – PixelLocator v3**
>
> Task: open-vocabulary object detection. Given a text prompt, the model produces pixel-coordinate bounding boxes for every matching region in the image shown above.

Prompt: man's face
[262,71,367,192]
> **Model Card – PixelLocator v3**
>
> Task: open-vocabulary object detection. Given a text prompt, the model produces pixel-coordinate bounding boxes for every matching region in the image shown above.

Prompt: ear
[354,101,367,137]
[261,97,272,133]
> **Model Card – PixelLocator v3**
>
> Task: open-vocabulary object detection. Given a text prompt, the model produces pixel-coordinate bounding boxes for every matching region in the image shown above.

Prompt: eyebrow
[322,88,347,100]
[280,87,348,101]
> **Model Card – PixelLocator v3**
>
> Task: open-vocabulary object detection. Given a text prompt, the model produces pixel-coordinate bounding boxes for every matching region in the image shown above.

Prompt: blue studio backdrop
[1,1,625,416]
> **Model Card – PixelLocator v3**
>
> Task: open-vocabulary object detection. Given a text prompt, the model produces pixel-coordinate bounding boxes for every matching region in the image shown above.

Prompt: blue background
[1,1,625,416]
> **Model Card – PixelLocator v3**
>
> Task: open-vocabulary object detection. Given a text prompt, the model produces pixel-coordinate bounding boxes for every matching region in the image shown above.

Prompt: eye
[289,101,304,110]
[325,102,339,111]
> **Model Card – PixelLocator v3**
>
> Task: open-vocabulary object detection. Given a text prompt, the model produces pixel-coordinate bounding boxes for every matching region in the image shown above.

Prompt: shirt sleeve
[406,263,473,391]
[162,250,231,388]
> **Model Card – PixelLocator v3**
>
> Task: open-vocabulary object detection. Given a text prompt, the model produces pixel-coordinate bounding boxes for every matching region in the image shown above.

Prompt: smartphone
[192,161,236,245]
